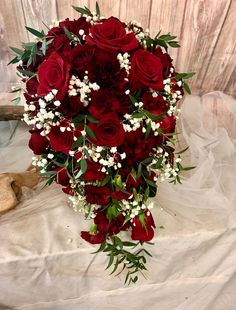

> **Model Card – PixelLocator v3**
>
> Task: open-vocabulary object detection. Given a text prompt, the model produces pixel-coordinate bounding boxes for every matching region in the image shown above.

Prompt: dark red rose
[131,211,156,241]
[26,77,39,95]
[94,209,129,235]
[88,48,127,93]
[159,115,176,133]
[37,51,70,100]
[85,185,111,206]
[89,113,125,147]
[86,17,138,52]
[130,49,163,91]
[153,47,173,77]
[46,34,71,59]
[170,77,184,96]
[126,174,144,189]
[59,96,84,118]
[48,122,74,154]
[71,44,95,74]
[54,167,70,186]
[142,92,168,115]
[59,17,90,37]
[62,186,74,196]
[28,130,49,155]
[111,190,131,200]
[83,160,106,181]
[81,231,105,244]
[88,90,120,119]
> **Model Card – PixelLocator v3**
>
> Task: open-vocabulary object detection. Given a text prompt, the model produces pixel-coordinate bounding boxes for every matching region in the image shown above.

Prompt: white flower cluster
[68,194,96,219]
[163,75,182,118]
[85,12,104,25]
[123,112,142,132]
[159,157,181,182]
[142,119,160,136]
[117,52,131,75]
[120,197,154,224]
[68,74,100,106]
[23,89,63,136]
[126,20,150,45]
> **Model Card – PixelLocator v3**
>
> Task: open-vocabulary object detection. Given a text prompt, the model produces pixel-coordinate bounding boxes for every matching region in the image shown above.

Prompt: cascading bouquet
[10,3,194,283]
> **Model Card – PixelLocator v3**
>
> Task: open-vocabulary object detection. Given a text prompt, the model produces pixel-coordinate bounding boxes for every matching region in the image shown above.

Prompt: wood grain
[0,105,24,121]
[0,0,235,97]
[149,0,187,68]
[177,0,231,95]
[201,0,236,97]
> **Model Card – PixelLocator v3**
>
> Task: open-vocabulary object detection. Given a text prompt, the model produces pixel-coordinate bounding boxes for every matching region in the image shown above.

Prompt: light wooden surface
[0,0,235,97]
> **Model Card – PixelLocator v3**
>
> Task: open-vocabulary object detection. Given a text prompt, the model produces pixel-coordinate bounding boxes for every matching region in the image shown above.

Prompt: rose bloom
[81,231,105,244]
[86,17,138,52]
[83,160,106,181]
[85,185,111,206]
[88,90,120,119]
[48,122,74,154]
[54,167,70,186]
[71,44,95,75]
[28,130,49,155]
[142,92,168,115]
[89,113,125,147]
[37,51,70,100]
[131,211,156,241]
[129,49,164,91]
[59,96,84,118]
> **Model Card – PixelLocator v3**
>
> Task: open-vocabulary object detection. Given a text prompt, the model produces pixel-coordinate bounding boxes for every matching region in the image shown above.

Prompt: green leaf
[129,94,137,105]
[25,26,45,39]
[80,158,87,173]
[92,242,106,254]
[123,241,137,247]
[63,27,74,40]
[183,82,191,94]
[17,68,35,77]
[72,5,91,15]
[158,34,176,41]
[168,41,181,48]
[106,253,115,270]
[11,97,21,105]
[85,125,97,140]
[133,111,144,119]
[182,166,196,171]
[155,39,168,50]
[144,110,164,121]
[175,72,195,81]
[73,114,85,123]
[10,46,24,55]
[175,146,189,155]
[86,114,99,123]
[145,121,152,139]
[96,1,100,16]
[98,174,111,187]
[8,56,21,65]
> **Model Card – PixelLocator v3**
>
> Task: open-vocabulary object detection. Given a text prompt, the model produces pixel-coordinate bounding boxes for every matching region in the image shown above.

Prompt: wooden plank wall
[0,0,235,97]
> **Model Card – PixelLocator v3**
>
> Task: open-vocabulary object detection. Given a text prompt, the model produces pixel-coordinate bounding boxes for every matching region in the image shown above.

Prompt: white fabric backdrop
[0,92,236,309]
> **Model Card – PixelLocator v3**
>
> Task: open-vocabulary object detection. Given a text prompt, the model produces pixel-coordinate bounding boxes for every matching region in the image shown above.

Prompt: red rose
[62,186,74,196]
[37,51,70,100]
[48,122,73,154]
[54,167,70,186]
[159,115,176,133]
[153,47,173,77]
[86,17,138,52]
[71,44,95,74]
[81,231,105,244]
[142,92,168,115]
[85,185,111,206]
[59,96,84,118]
[46,35,71,59]
[26,77,39,95]
[83,160,106,181]
[89,113,125,147]
[130,49,163,91]
[88,49,127,93]
[59,17,90,37]
[94,209,129,235]
[131,211,156,241]
[111,190,131,200]
[28,130,49,155]
[88,90,120,119]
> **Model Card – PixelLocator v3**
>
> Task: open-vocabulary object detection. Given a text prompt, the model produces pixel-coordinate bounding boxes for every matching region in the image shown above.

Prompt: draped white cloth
[0,91,236,309]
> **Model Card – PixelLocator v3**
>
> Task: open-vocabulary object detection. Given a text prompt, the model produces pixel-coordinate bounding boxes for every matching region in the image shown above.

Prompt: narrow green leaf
[25,26,45,38]
[175,146,189,155]
[168,41,181,48]
[72,5,90,15]
[10,46,24,55]
[175,72,195,81]
[72,136,84,148]
[92,242,106,254]
[96,1,100,16]
[144,110,164,121]
[106,253,114,270]
[182,166,196,171]
[145,121,152,139]
[86,114,99,123]
[63,27,74,40]
[85,125,97,140]
[80,158,87,173]
[17,68,35,77]
[183,82,191,94]
[11,97,21,105]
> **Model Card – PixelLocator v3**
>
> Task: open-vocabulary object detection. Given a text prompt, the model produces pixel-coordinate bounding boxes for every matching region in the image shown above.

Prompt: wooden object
[0,105,24,121]
[0,168,40,214]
